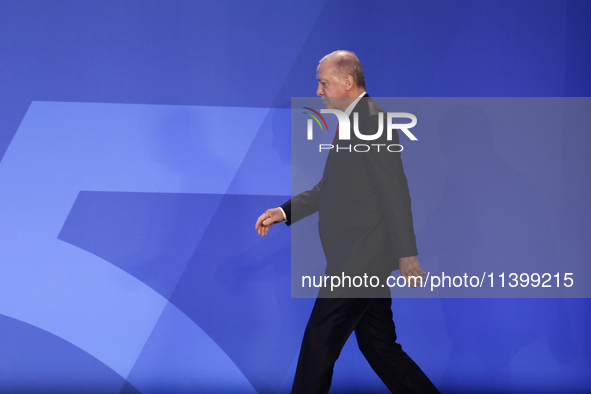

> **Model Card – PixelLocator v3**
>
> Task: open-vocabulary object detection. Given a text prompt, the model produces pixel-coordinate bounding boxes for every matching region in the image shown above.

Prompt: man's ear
[344,75,354,91]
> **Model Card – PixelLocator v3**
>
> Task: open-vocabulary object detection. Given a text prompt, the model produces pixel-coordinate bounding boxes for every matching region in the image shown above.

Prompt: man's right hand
[255,208,286,236]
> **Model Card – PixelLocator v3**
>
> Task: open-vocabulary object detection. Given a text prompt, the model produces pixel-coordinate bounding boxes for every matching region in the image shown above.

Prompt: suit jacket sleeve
[363,112,418,258]
[280,177,324,226]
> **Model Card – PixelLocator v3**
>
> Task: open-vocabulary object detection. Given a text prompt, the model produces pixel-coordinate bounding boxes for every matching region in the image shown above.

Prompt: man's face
[316,60,348,110]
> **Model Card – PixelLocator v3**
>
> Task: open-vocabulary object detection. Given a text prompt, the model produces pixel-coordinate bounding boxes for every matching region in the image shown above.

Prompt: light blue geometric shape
[0,101,289,379]
[126,302,257,393]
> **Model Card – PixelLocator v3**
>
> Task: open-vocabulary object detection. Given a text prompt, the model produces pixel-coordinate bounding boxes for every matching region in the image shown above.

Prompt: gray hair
[319,50,365,89]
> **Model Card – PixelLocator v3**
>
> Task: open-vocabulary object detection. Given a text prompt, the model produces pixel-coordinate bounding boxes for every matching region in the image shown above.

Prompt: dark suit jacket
[282,95,417,275]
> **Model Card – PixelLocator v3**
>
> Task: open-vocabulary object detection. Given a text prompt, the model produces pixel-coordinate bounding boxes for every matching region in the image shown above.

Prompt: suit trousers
[291,292,440,394]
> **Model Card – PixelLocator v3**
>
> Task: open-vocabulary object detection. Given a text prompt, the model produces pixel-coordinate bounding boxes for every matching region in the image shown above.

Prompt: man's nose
[316,84,323,97]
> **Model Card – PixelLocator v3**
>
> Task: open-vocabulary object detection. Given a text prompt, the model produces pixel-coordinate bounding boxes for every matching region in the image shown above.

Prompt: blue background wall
[0,1,589,393]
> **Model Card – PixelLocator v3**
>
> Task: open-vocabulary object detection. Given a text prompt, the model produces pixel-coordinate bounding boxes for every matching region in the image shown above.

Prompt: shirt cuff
[278,207,287,222]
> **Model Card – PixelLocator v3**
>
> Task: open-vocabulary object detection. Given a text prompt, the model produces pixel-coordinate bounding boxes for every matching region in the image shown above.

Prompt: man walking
[256,50,439,394]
